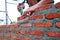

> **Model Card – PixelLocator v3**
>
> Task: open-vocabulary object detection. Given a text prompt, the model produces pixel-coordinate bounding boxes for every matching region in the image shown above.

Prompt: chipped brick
[16,30,26,35]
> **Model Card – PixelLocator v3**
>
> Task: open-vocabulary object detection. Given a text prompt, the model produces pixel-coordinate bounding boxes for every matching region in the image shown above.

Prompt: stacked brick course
[0,0,60,40]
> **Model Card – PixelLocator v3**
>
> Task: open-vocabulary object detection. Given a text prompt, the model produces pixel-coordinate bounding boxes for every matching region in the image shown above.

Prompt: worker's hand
[19,7,35,20]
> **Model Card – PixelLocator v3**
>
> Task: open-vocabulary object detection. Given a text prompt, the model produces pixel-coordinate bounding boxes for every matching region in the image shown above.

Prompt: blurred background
[0,0,60,25]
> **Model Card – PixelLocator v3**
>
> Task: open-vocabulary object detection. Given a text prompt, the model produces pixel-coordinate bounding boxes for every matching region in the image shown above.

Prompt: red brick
[29,14,43,20]
[56,22,60,28]
[8,30,15,33]
[55,2,60,8]
[20,23,32,27]
[35,38,43,40]
[16,30,26,35]
[9,24,18,28]
[0,34,3,36]
[0,38,6,40]
[28,30,43,36]
[46,32,60,37]
[35,4,52,11]
[34,22,52,27]
[22,37,32,40]
[45,12,60,19]
[0,30,7,32]
[11,35,20,39]
[4,34,11,38]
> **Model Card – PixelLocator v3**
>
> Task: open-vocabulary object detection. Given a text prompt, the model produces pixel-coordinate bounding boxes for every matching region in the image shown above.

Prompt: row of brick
[0,34,43,40]
[45,12,60,19]
[18,12,60,20]
[0,24,18,28]
[0,30,60,38]
[20,22,60,28]
[29,12,60,20]
[0,22,60,28]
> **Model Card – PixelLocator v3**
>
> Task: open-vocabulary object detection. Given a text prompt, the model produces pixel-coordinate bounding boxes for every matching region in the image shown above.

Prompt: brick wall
[0,0,60,40]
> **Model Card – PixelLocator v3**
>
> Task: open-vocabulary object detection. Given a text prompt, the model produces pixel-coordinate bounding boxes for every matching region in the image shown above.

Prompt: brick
[4,34,11,38]
[46,32,60,37]
[0,30,7,32]
[35,38,43,40]
[45,12,60,19]
[35,4,52,11]
[28,30,43,36]
[16,30,26,35]
[0,25,8,28]
[11,35,20,39]
[55,2,60,8]
[56,22,60,28]
[8,30,15,33]
[34,22,52,27]
[0,34,3,36]
[9,24,18,28]
[20,23,32,27]
[22,37,32,40]
[0,38,6,40]
[29,14,43,20]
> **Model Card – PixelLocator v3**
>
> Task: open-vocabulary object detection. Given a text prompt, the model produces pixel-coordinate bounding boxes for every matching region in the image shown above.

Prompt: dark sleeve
[37,0,41,2]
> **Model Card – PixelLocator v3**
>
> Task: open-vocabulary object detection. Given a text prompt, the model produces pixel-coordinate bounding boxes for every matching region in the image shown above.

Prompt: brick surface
[29,14,43,20]
[11,35,20,40]
[20,23,32,27]
[35,38,43,40]
[56,22,60,28]
[0,30,7,32]
[9,24,18,28]
[16,30,26,35]
[45,12,60,19]
[22,37,32,40]
[55,2,60,8]
[28,30,43,36]
[46,32,60,37]
[34,22,52,27]
[8,30,15,33]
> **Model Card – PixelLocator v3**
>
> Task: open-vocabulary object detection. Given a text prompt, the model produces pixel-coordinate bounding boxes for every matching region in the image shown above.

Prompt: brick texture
[45,12,60,19]
[28,30,43,36]
[55,2,60,8]
[34,22,52,27]
[0,0,60,40]
[56,22,60,28]
[46,32,60,37]
[29,14,43,20]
